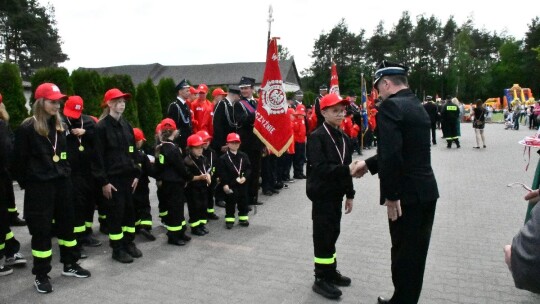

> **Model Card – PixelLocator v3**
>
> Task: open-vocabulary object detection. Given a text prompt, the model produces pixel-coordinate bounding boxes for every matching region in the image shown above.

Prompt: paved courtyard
[2,121,540,304]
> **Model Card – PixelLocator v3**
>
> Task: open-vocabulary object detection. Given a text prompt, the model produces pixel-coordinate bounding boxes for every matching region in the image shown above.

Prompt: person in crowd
[441,95,460,148]
[358,61,439,304]
[132,128,156,241]
[307,93,362,300]
[0,93,27,276]
[93,88,142,264]
[504,189,540,294]
[423,96,438,145]
[191,84,213,134]
[167,79,193,151]
[311,84,329,130]
[184,134,212,236]
[472,99,487,149]
[292,106,307,179]
[218,133,251,229]
[62,96,102,259]
[13,83,90,293]
[197,130,219,220]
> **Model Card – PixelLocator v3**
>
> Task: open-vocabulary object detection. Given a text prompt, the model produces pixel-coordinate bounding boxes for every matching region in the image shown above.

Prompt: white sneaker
[5,252,27,266]
[0,264,13,276]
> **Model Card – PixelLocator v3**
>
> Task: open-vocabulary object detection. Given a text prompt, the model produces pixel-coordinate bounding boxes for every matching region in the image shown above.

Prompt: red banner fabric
[329,62,340,96]
[253,38,293,156]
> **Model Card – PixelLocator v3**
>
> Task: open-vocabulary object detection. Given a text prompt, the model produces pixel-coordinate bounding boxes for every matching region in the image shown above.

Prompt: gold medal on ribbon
[53,155,60,162]
[79,146,85,151]
[236,177,242,183]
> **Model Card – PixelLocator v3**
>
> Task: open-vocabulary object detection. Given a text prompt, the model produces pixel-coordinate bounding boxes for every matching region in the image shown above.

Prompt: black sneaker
[215,200,226,208]
[112,249,134,263]
[34,275,53,293]
[125,243,142,258]
[0,264,13,276]
[180,232,191,242]
[328,270,351,287]
[80,236,102,247]
[9,216,26,227]
[239,220,249,227]
[62,263,91,278]
[200,225,209,234]
[138,228,156,241]
[226,222,234,229]
[5,252,27,266]
[79,247,88,259]
[207,213,219,220]
[191,226,205,236]
[167,237,186,246]
[312,277,342,299]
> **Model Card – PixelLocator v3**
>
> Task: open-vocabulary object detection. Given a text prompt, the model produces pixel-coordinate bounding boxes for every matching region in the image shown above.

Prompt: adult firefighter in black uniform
[13,83,90,293]
[361,61,439,304]
[423,96,438,145]
[167,79,193,151]
[92,88,142,264]
[234,77,263,206]
[307,93,361,300]
[211,86,241,208]
[440,95,460,148]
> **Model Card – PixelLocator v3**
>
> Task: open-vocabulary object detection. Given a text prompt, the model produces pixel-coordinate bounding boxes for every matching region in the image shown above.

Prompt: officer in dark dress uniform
[234,77,263,206]
[313,85,329,129]
[167,79,193,151]
[362,61,439,304]
[423,96,438,145]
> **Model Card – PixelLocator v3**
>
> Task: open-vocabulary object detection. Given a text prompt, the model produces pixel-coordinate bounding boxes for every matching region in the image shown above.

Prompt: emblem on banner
[261,80,287,115]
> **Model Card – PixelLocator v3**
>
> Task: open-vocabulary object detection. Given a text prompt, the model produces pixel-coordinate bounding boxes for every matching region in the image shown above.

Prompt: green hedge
[0,63,28,129]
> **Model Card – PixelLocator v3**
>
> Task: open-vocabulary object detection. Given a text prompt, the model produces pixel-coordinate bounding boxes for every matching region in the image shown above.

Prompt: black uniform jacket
[0,119,13,182]
[234,98,262,151]
[134,148,156,186]
[64,114,96,176]
[184,154,210,190]
[167,97,192,149]
[154,141,193,184]
[423,102,438,124]
[306,121,355,203]
[365,89,439,206]
[92,115,140,186]
[211,98,235,152]
[12,117,71,187]
[217,150,251,188]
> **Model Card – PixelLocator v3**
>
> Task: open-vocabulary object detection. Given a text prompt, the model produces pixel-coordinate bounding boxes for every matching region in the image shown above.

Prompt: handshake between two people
[349,160,368,178]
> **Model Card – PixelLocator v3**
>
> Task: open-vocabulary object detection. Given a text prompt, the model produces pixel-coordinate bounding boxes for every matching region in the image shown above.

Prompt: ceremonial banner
[253,38,293,156]
[361,75,368,131]
[329,62,340,96]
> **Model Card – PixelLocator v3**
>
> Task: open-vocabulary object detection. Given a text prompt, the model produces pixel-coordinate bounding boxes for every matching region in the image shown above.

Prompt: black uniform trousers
[430,122,437,145]
[4,174,19,218]
[103,176,136,250]
[156,181,167,221]
[161,181,186,239]
[225,184,249,223]
[388,201,437,304]
[133,182,152,230]
[186,186,208,227]
[206,176,217,215]
[71,174,98,240]
[312,200,342,278]
[0,176,20,259]
[245,149,261,204]
[261,154,277,192]
[293,142,306,177]
[25,178,79,276]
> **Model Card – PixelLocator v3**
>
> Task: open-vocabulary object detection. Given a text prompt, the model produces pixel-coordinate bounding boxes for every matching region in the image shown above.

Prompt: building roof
[83,59,301,89]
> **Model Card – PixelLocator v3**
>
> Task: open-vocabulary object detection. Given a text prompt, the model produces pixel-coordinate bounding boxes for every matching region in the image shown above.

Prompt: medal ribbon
[323,123,345,165]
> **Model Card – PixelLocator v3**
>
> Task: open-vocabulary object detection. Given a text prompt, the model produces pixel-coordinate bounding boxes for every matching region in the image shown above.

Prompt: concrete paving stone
[2,123,540,303]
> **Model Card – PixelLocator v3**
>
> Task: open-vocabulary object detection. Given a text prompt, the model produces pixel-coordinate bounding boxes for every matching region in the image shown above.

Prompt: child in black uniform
[197,130,219,220]
[306,93,361,300]
[218,133,251,229]
[132,128,156,241]
[154,119,207,245]
[184,134,212,236]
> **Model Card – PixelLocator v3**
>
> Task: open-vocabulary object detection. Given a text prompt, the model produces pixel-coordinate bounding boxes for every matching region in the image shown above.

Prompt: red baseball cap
[189,86,200,95]
[212,88,228,97]
[197,84,208,94]
[160,118,177,131]
[102,88,131,108]
[133,128,146,142]
[63,96,84,119]
[35,83,67,101]
[320,93,349,110]
[155,123,162,134]
[187,134,205,147]
[196,130,212,142]
[226,132,241,143]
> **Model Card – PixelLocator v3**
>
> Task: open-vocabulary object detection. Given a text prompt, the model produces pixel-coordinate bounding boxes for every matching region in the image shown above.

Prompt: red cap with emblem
[226,132,241,143]
[64,96,84,119]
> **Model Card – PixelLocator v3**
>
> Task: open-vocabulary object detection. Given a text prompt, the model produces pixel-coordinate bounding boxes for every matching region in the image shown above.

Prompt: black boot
[455,139,461,148]
[312,277,342,299]
[9,214,26,227]
[124,242,142,258]
[112,249,133,263]
[328,270,351,287]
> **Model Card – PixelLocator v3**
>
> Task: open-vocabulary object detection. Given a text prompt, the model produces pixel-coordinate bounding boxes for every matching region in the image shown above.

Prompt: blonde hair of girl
[23,98,64,137]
